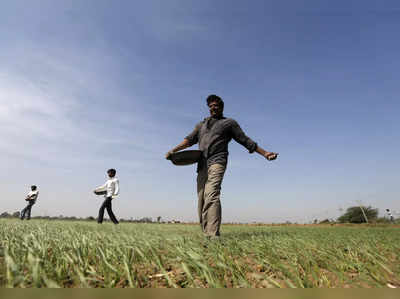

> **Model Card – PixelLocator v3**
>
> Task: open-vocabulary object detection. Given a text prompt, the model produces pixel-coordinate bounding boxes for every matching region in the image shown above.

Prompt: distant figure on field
[21,185,39,220]
[94,168,120,224]
[386,209,394,223]
[166,94,278,238]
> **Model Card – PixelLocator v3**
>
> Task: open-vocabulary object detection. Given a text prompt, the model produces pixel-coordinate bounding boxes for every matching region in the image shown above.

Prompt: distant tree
[157,216,162,223]
[337,206,378,223]
[12,211,21,218]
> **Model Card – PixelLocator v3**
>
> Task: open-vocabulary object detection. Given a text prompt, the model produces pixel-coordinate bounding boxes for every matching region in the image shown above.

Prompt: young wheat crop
[0,220,399,288]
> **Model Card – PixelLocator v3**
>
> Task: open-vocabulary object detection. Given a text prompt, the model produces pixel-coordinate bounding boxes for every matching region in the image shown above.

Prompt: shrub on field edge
[337,206,378,223]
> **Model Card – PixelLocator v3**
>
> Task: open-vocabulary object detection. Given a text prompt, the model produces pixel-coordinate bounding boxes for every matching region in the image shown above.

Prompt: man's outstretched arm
[230,120,278,161]
[166,122,201,159]
[255,146,279,161]
[165,139,191,159]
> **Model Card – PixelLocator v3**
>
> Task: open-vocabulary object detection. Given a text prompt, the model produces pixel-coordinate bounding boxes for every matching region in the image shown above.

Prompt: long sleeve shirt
[95,177,120,198]
[185,116,258,170]
[26,190,39,202]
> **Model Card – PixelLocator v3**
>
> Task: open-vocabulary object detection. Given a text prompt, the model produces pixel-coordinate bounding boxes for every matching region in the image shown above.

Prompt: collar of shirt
[206,116,225,129]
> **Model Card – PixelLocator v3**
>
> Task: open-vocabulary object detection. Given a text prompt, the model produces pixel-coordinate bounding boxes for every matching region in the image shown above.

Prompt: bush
[337,206,378,223]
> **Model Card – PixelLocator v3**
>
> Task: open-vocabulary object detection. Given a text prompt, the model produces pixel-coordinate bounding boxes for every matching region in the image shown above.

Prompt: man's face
[208,101,223,118]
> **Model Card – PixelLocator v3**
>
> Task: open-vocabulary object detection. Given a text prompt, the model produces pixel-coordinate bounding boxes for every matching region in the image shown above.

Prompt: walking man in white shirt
[386,209,395,223]
[94,168,120,224]
[21,185,39,220]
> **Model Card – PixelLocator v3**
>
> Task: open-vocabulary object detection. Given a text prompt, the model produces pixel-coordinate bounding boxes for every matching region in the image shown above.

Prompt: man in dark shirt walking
[166,95,278,238]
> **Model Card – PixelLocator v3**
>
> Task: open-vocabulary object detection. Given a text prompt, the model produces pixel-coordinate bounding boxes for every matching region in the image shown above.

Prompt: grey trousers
[21,200,35,220]
[197,163,226,236]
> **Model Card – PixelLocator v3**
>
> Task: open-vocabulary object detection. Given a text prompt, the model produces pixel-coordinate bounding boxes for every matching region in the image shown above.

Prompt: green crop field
[0,219,399,288]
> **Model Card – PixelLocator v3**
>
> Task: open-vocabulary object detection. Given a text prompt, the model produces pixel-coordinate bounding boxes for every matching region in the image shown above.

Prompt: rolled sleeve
[231,120,258,153]
[184,122,201,146]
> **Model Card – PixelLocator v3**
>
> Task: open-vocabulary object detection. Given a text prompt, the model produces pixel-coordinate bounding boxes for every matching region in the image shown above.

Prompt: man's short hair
[107,168,116,177]
[206,94,224,109]
[31,185,37,191]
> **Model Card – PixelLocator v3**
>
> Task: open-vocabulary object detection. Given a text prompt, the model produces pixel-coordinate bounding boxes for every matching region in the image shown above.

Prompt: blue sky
[1,0,399,223]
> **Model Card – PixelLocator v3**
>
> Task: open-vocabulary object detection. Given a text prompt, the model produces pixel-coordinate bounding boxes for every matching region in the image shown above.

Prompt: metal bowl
[169,150,203,166]
[94,190,107,195]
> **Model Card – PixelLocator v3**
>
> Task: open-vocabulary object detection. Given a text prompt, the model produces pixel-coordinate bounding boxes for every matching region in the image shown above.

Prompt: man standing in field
[94,168,120,224]
[166,95,278,238]
[386,209,395,223]
[20,185,39,220]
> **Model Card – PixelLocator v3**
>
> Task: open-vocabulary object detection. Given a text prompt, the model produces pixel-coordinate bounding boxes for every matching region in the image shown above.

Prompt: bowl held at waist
[169,150,203,166]
[94,190,107,196]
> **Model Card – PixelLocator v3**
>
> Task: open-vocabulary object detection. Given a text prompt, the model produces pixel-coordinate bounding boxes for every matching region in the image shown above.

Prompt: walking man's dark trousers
[98,197,119,224]
[21,200,35,220]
